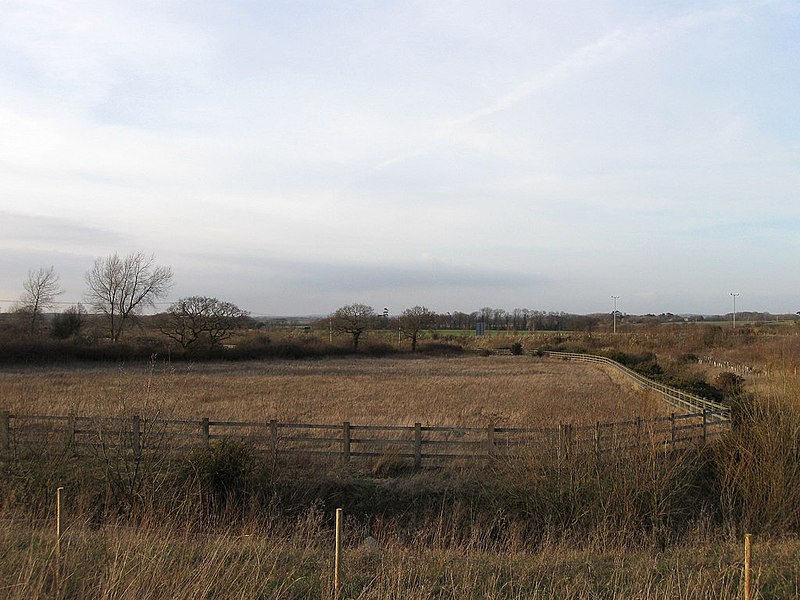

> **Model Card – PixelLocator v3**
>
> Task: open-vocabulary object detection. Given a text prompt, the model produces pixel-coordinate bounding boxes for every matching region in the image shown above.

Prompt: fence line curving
[540,350,731,421]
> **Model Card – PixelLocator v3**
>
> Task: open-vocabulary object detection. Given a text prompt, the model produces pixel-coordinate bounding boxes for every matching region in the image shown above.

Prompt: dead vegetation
[0,355,665,426]
[2,331,800,599]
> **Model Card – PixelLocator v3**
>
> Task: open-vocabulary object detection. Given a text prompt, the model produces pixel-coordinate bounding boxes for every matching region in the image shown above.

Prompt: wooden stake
[334,508,343,599]
[201,417,210,448]
[744,533,752,600]
[702,409,708,444]
[131,415,141,458]
[414,423,422,469]
[342,423,351,463]
[670,412,676,451]
[1,410,9,451]
[269,419,278,466]
[56,487,64,558]
[55,486,64,597]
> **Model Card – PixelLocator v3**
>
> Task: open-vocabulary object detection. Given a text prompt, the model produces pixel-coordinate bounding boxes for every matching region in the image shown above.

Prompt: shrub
[187,439,258,514]
[672,374,724,402]
[677,353,699,364]
[714,372,745,398]
[50,305,86,339]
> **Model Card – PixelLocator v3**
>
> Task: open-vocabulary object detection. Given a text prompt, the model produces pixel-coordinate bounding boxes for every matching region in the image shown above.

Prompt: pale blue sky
[1,0,798,316]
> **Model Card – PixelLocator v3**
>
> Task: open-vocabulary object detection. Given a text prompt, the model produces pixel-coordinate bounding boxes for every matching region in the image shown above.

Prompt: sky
[1,0,799,317]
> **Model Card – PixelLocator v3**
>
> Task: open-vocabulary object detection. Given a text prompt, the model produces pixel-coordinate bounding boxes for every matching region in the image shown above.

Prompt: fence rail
[0,409,728,468]
[0,352,731,468]
[541,351,731,420]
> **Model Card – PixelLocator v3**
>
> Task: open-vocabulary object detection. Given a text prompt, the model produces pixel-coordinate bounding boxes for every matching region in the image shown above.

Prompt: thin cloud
[448,28,645,128]
[375,3,762,171]
[372,26,646,172]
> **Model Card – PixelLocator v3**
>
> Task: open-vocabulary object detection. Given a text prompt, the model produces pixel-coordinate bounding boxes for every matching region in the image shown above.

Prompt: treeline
[260,309,600,333]
[413,308,598,332]
[4,251,799,365]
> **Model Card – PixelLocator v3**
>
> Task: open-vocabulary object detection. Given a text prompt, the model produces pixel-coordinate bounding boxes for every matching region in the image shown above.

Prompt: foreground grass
[2,336,799,599]
[2,517,798,599]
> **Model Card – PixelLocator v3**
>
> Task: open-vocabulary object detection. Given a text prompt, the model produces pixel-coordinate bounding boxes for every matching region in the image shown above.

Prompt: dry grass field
[3,337,800,599]
[0,355,666,426]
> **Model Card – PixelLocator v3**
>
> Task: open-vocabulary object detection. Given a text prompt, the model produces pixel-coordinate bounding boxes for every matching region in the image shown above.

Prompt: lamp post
[730,293,739,329]
[611,295,620,334]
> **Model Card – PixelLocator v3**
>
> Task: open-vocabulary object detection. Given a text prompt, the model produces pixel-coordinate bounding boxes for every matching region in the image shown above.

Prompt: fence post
[270,420,278,463]
[744,533,752,600]
[131,415,141,458]
[55,486,64,596]
[566,424,573,460]
[342,422,351,463]
[414,423,422,469]
[486,424,495,458]
[702,409,708,444]
[636,417,642,447]
[2,410,10,451]
[56,486,64,558]
[670,413,676,451]
[558,423,565,463]
[67,413,75,449]
[594,421,600,456]
[201,418,210,448]
[608,422,615,454]
[334,507,344,599]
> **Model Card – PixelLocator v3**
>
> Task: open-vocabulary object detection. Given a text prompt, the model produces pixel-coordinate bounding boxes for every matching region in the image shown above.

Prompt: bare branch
[159,296,249,351]
[397,306,437,352]
[331,303,375,351]
[19,266,64,335]
[85,252,173,342]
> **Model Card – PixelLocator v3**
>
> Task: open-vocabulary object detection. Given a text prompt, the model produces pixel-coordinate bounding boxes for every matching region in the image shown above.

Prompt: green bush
[50,305,86,339]
[187,439,258,514]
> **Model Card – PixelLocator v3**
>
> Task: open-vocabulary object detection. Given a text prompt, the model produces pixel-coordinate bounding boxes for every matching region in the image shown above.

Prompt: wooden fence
[541,351,731,420]
[0,352,732,468]
[0,409,728,468]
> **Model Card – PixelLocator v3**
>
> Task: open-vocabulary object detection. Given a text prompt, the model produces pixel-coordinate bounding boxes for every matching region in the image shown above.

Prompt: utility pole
[611,295,620,334]
[730,293,739,328]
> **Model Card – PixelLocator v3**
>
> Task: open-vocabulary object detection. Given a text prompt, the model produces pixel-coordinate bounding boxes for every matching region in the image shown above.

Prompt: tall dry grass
[3,340,800,598]
[0,355,665,426]
[714,374,800,535]
[1,511,798,599]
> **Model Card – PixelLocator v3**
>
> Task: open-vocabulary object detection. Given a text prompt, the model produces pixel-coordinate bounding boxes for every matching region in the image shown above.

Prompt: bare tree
[160,296,249,350]
[85,252,173,342]
[397,306,437,352]
[19,266,64,334]
[331,303,375,351]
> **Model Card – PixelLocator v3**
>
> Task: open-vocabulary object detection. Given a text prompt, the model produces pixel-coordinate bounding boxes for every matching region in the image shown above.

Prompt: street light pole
[730,293,739,329]
[611,295,620,334]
